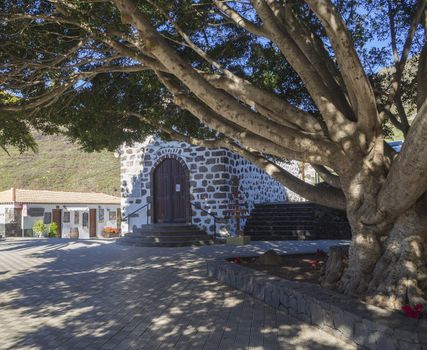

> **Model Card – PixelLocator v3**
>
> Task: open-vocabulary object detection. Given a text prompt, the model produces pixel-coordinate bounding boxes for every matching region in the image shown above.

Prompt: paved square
[0,239,354,349]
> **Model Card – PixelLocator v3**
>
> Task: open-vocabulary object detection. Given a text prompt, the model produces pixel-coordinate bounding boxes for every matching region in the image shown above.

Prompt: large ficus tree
[1,0,427,309]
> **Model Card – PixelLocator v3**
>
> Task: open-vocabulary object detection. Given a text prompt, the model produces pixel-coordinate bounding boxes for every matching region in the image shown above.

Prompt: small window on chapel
[74,211,80,225]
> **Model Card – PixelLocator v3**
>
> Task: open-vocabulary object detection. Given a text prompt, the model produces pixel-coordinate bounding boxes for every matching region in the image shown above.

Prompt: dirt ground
[228,253,328,284]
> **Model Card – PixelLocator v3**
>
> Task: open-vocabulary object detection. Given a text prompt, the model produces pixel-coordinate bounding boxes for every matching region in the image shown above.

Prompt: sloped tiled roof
[0,188,121,205]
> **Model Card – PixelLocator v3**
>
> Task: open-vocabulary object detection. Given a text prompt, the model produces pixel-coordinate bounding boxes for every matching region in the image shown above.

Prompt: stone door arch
[152,157,190,224]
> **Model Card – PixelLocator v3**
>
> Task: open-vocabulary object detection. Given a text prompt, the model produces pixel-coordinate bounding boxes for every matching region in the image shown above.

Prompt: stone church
[120,136,305,236]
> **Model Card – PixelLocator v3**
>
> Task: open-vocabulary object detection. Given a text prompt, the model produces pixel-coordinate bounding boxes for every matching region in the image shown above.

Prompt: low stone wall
[207,259,426,350]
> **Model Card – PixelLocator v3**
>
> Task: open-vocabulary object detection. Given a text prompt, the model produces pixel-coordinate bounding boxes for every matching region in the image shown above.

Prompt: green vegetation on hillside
[0,133,120,196]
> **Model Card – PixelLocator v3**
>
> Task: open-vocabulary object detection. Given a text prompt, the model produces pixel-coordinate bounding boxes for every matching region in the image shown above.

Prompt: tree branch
[250,0,357,144]
[147,0,324,135]
[305,0,380,146]
[113,0,338,161]
[312,165,342,189]
[126,107,346,209]
[379,0,427,121]
[156,72,336,166]
[203,74,325,134]
[224,142,347,210]
[265,1,351,113]
[213,0,267,37]
[417,10,427,111]
[376,99,427,222]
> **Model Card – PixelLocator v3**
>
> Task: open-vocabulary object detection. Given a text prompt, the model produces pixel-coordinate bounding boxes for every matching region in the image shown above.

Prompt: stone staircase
[244,202,351,241]
[117,224,215,247]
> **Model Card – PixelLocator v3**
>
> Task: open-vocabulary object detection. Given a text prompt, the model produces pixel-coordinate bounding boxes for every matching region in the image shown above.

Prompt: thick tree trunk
[324,202,427,309]
[366,206,427,308]
[322,145,427,309]
[338,230,382,295]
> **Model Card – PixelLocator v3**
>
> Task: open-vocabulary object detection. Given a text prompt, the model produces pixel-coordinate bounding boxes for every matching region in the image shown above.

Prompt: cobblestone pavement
[0,239,354,350]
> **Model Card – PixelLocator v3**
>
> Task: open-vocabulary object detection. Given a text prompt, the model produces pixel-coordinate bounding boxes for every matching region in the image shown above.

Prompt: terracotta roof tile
[0,188,121,205]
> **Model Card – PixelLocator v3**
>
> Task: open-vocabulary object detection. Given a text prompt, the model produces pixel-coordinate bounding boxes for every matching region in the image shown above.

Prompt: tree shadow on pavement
[0,240,355,349]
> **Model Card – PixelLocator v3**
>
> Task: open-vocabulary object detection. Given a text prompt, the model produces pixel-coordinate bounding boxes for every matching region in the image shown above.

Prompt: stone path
[0,239,354,350]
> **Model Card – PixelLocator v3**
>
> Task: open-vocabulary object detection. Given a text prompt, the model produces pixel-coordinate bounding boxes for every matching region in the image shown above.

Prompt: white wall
[0,205,8,225]
[0,204,15,237]
[21,203,120,239]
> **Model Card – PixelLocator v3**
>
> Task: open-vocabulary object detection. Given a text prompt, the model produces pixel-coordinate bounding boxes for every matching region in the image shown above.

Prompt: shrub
[33,220,47,237]
[48,222,59,238]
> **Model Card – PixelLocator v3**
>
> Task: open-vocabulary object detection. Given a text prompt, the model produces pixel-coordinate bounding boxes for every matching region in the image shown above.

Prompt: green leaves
[0,0,423,153]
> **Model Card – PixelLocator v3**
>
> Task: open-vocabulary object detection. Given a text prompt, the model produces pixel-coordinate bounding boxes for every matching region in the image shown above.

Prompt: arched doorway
[152,158,190,223]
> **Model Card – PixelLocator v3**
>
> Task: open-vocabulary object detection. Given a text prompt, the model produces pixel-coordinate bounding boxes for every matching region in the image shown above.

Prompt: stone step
[255,201,313,205]
[246,224,313,229]
[244,218,313,226]
[246,229,312,236]
[245,202,350,240]
[245,227,314,232]
[251,210,314,217]
[117,223,213,247]
[254,203,315,209]
[250,235,299,241]
[121,234,212,243]
[128,230,208,237]
[135,224,202,233]
[118,238,214,247]
[251,209,314,214]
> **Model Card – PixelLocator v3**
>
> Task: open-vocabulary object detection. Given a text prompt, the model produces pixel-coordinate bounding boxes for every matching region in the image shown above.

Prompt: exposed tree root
[321,245,348,288]
[337,231,381,296]
[322,207,427,310]
[366,210,427,309]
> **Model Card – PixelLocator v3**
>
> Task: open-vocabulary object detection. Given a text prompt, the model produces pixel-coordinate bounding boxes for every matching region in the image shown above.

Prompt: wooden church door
[153,158,190,224]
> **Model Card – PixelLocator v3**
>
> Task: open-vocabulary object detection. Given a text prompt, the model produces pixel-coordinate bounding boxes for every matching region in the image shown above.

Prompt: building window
[28,207,45,217]
[109,211,117,221]
[5,208,15,222]
[63,211,70,223]
[74,211,80,225]
[82,212,89,227]
[98,209,104,222]
[44,212,52,224]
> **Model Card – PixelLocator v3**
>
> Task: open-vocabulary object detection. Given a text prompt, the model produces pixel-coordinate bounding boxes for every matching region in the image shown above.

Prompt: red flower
[402,304,424,319]
[308,259,320,269]
[415,304,424,312]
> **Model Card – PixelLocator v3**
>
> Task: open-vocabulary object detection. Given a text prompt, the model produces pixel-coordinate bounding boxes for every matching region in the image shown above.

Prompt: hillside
[0,133,121,196]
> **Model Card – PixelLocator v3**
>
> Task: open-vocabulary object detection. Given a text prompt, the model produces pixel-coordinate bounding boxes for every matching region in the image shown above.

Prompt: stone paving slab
[0,239,354,349]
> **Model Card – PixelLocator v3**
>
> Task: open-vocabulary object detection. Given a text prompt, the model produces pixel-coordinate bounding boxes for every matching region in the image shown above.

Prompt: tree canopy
[1,0,427,308]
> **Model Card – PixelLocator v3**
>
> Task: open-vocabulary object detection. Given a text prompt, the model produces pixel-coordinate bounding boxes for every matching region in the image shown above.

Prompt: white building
[0,188,121,239]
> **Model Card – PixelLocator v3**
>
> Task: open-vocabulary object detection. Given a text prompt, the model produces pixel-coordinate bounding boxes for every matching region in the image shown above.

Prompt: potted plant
[226,234,251,246]
[69,227,79,239]
[102,227,121,238]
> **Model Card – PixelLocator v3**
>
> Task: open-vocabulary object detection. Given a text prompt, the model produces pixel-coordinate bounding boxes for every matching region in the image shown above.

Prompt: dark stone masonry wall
[120,137,287,235]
